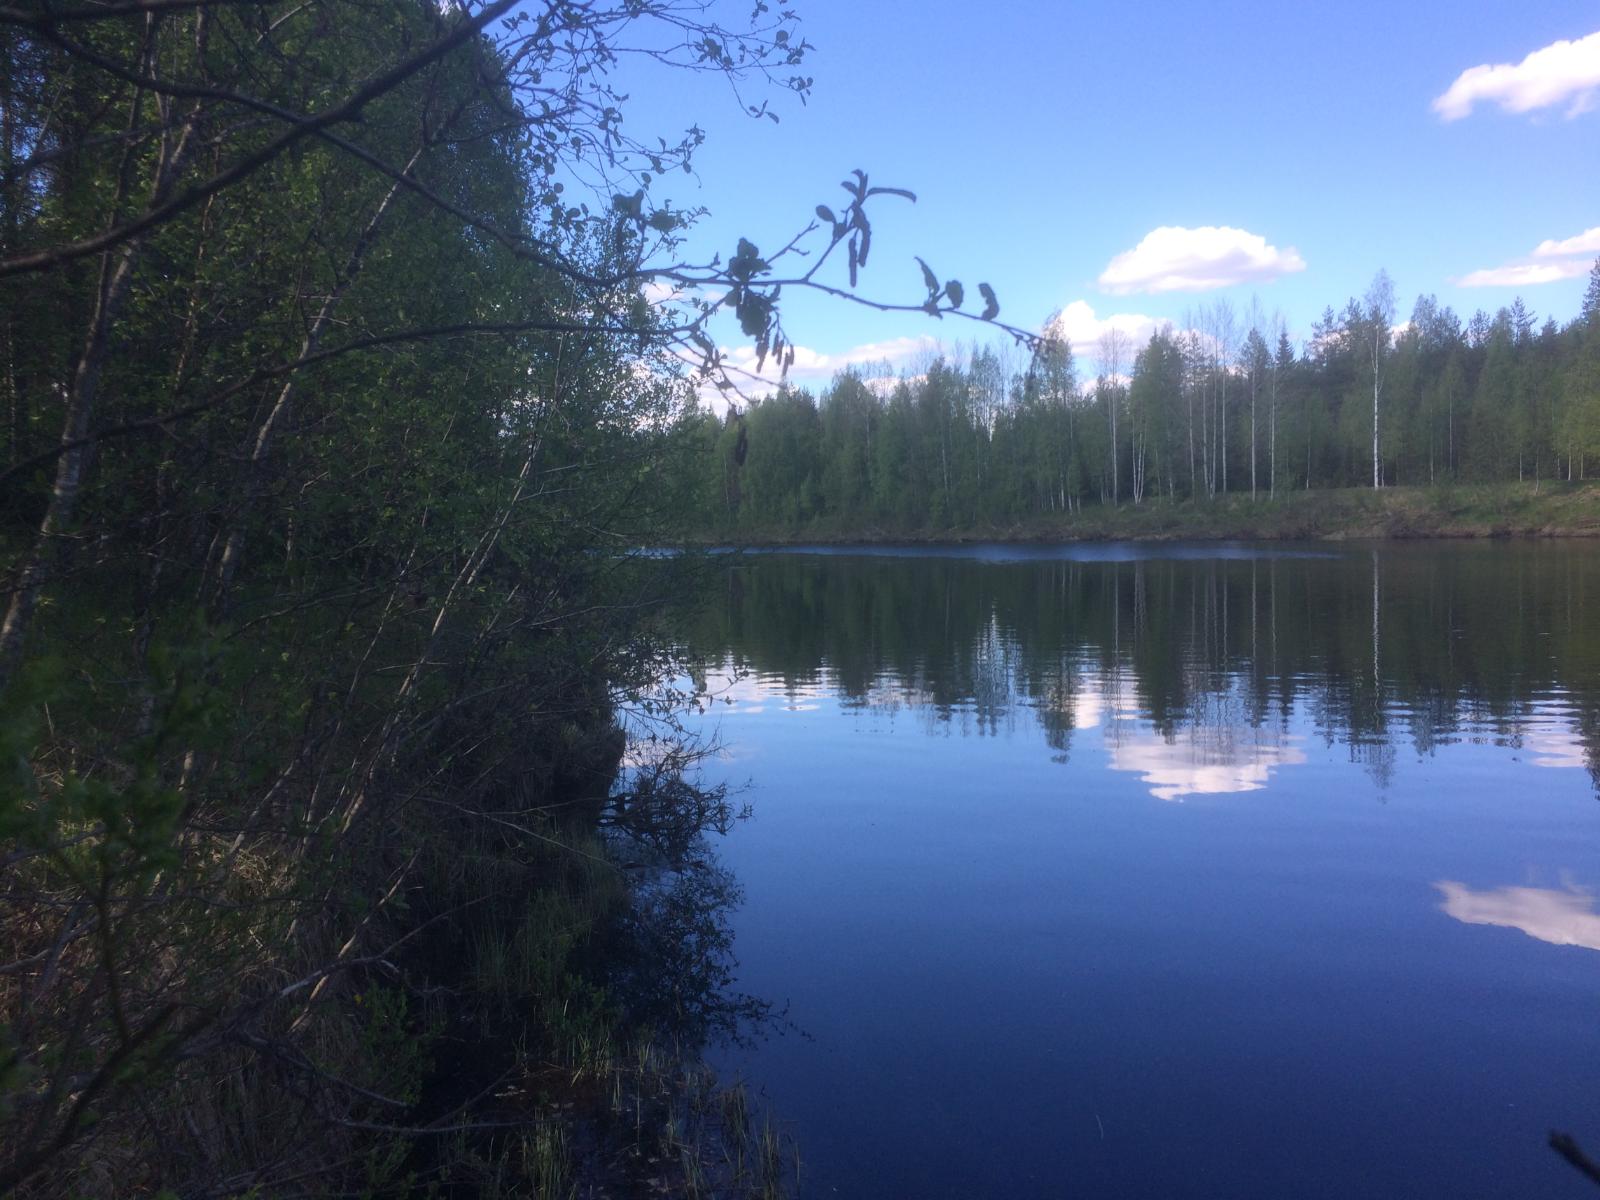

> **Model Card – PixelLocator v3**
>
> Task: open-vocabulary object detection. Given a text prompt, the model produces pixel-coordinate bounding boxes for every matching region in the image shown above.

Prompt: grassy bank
[703,482,1600,546]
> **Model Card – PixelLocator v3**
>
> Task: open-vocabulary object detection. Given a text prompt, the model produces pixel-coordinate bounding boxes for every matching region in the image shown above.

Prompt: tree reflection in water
[674,542,1600,799]
[603,839,781,1050]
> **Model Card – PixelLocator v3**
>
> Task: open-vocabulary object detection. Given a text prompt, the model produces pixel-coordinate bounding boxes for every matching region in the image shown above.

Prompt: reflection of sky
[1435,880,1600,952]
[684,652,1592,803]
[682,553,1600,1200]
[694,662,826,715]
[1524,724,1588,770]
[1108,733,1308,802]
[1070,673,1307,802]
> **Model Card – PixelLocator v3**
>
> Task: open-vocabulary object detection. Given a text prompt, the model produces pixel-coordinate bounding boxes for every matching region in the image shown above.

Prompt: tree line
[680,265,1600,533]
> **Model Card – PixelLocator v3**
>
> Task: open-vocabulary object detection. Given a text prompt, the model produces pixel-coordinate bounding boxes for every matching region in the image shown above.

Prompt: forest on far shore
[678,266,1600,534]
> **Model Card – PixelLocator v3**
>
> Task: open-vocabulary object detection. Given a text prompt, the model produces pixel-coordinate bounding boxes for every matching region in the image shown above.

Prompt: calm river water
[668,541,1600,1199]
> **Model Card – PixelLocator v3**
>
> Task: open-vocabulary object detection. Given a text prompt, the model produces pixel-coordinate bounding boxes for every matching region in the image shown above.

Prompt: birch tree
[1365,269,1396,488]
[1097,326,1130,503]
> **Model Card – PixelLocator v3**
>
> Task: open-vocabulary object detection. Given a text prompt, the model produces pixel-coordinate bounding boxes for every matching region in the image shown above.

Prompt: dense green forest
[678,268,1600,534]
[0,0,956,1194]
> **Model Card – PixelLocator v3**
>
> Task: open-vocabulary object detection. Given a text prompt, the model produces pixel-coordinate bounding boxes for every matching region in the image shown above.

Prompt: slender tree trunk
[1221,370,1228,495]
[1250,379,1257,500]
[1269,373,1277,499]
[1110,398,1118,503]
[1187,383,1196,497]
[1448,393,1455,478]
[0,36,204,682]
[1371,338,1382,489]
[211,144,426,608]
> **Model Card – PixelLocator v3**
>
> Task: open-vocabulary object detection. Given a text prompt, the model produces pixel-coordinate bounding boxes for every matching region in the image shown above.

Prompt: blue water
[672,542,1600,1199]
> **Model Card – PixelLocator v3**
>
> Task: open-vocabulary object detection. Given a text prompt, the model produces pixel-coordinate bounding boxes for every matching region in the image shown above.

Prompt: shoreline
[684,482,1600,548]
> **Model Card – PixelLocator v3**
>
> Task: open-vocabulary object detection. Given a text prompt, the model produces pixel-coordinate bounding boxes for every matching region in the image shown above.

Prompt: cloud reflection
[1434,880,1600,951]
[692,663,827,716]
[1068,675,1307,802]
[1526,724,1589,769]
[1109,730,1307,802]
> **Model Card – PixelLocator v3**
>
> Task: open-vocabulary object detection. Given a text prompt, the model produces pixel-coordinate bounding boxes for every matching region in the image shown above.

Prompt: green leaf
[944,280,964,309]
[916,256,938,295]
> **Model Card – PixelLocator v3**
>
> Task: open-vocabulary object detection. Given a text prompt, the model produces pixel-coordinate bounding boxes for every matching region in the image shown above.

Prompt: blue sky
[622,1,1598,387]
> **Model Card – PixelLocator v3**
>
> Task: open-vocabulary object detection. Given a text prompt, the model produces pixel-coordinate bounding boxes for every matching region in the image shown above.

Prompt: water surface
[671,541,1600,1199]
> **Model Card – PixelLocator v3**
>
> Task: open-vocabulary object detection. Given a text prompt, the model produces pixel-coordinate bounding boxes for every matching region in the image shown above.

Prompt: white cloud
[1534,226,1600,258]
[641,278,684,305]
[822,335,942,374]
[691,334,940,410]
[720,334,937,385]
[1098,226,1307,295]
[1433,30,1600,121]
[1457,259,1593,288]
[720,341,830,378]
[1457,227,1600,288]
[1047,301,1160,359]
